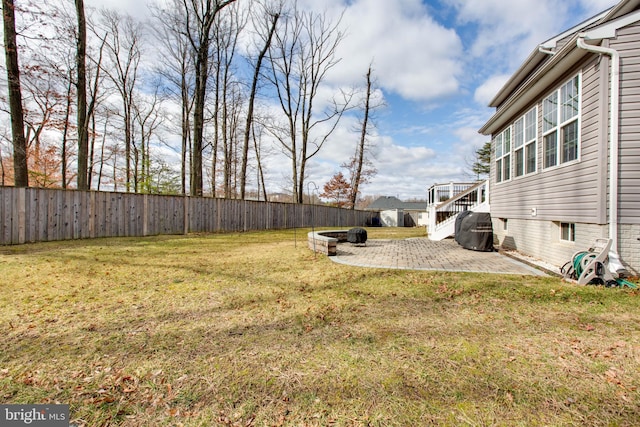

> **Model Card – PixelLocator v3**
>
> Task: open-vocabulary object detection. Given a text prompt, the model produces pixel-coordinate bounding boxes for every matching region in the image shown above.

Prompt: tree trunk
[181,70,190,195]
[75,0,89,190]
[88,113,96,188]
[240,10,279,199]
[2,0,28,187]
[186,0,237,197]
[351,66,372,209]
[61,74,73,189]
[252,127,268,201]
[191,44,208,196]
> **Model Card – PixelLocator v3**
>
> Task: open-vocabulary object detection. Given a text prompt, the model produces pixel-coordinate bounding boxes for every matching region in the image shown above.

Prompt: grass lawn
[0,228,639,426]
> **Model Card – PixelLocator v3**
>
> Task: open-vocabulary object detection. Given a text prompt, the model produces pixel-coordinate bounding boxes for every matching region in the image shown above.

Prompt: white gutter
[576,35,619,253]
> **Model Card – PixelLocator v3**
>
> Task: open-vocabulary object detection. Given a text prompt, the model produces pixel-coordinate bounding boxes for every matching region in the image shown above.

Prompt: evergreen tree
[472,141,491,179]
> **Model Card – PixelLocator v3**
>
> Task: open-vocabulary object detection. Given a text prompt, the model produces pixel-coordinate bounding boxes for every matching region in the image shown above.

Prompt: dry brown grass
[1,228,639,426]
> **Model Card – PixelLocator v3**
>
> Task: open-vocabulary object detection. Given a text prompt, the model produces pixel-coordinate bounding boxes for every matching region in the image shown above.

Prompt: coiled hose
[571,251,637,288]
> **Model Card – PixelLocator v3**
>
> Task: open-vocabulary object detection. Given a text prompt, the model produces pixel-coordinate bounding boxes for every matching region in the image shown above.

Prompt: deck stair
[427,180,490,241]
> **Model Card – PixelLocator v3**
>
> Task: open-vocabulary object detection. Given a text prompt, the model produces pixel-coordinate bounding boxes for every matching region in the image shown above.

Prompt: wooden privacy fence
[0,187,379,245]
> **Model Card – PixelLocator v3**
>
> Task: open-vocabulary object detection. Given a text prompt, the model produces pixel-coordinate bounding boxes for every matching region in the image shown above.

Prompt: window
[560,222,575,242]
[514,107,537,177]
[543,75,580,168]
[494,127,511,183]
[514,117,524,176]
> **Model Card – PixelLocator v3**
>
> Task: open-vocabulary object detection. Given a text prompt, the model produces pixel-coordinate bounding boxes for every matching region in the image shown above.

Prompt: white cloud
[579,0,619,15]
[474,74,511,106]
[445,0,570,68]
[86,0,149,19]
[444,0,619,70]
[323,0,464,102]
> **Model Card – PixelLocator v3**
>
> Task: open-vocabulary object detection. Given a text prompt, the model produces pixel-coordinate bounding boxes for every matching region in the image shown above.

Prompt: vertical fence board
[26,189,34,242]
[0,189,6,244]
[8,189,15,243]
[73,191,80,239]
[148,195,157,235]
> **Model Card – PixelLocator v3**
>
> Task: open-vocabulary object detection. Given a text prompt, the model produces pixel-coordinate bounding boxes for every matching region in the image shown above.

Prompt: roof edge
[480,0,640,135]
[486,1,633,109]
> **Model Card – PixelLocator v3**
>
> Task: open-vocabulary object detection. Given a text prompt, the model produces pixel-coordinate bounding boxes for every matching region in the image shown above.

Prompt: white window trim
[513,106,538,179]
[542,74,582,171]
[559,222,576,243]
[494,127,512,184]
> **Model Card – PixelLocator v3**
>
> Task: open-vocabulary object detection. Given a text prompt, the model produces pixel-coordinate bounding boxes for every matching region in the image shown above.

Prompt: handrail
[435,180,486,211]
[427,180,489,238]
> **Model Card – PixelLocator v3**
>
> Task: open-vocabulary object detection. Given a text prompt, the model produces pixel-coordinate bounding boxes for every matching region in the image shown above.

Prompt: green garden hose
[571,251,637,288]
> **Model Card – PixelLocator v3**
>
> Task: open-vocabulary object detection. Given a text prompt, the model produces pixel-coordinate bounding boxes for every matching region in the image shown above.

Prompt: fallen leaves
[67,364,192,420]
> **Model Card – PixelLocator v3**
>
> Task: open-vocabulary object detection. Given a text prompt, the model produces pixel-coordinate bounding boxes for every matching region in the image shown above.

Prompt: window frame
[494,127,512,184]
[542,74,581,170]
[513,106,538,178]
[560,222,576,242]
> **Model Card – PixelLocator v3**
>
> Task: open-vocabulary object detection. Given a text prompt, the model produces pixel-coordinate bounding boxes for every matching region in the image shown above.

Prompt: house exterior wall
[619,224,640,270]
[489,23,640,274]
[493,217,608,271]
[490,55,606,224]
[611,22,640,225]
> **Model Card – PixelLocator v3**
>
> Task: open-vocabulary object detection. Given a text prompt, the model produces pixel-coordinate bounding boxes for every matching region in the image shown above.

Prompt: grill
[347,227,368,245]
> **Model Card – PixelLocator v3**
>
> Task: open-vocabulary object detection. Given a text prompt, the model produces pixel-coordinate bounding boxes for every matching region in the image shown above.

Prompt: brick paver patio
[331,238,548,276]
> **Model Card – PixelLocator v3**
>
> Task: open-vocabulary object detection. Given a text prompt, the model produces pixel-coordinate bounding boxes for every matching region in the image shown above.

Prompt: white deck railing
[427,180,490,241]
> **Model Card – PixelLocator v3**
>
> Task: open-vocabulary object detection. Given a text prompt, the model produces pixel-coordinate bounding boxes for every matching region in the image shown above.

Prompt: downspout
[576,35,620,254]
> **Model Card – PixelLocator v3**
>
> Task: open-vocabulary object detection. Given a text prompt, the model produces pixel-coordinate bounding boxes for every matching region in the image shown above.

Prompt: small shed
[366,196,427,227]
[380,209,404,227]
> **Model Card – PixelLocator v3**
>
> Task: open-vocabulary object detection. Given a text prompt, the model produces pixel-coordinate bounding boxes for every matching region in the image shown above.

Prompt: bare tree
[60,65,74,188]
[182,0,237,196]
[252,122,269,201]
[345,64,380,209]
[36,1,80,189]
[240,0,280,199]
[3,0,28,186]
[210,2,246,198]
[132,86,164,193]
[97,9,142,192]
[85,36,108,189]
[266,6,350,203]
[21,61,67,185]
[151,0,195,195]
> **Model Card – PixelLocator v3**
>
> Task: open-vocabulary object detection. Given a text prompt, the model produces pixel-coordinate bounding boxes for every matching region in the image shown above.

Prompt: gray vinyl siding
[490,56,606,224]
[611,21,640,224]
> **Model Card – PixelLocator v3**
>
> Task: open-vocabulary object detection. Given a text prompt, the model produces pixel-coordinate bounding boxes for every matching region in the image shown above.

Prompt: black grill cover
[454,210,472,244]
[454,212,494,252]
[347,227,368,244]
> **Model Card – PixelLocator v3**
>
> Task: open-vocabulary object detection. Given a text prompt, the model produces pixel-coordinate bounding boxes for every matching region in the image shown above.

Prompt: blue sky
[95,0,620,200]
